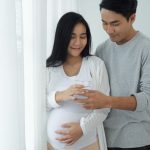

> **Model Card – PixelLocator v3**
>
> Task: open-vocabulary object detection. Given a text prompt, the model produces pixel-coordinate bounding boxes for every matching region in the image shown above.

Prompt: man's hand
[75,90,110,109]
[55,122,83,145]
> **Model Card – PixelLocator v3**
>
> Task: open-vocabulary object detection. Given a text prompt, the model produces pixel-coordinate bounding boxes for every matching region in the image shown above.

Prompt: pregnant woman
[46,12,110,150]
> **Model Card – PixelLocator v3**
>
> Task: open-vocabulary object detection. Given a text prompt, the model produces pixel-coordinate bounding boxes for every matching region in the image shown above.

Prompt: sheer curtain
[0,0,47,150]
[0,0,25,150]
[22,0,47,150]
[1,0,79,150]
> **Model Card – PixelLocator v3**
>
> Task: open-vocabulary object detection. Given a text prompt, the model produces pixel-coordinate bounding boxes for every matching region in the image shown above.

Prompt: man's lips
[109,34,117,38]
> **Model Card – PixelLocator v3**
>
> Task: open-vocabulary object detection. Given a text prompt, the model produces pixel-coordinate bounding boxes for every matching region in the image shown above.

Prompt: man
[76,0,150,149]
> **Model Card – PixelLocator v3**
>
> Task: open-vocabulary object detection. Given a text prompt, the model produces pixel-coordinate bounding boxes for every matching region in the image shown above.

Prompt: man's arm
[75,91,137,111]
[108,95,137,111]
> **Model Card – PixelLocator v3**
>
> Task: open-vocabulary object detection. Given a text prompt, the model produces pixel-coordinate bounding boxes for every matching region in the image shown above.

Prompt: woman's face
[67,23,87,57]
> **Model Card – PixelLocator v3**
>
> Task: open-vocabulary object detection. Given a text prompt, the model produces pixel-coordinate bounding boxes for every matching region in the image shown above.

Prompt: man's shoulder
[96,39,110,50]
[86,55,104,65]
[136,32,150,57]
[95,39,112,57]
[96,39,112,51]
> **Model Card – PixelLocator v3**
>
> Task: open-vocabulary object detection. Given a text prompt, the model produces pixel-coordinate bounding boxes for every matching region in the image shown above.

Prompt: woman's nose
[74,37,81,45]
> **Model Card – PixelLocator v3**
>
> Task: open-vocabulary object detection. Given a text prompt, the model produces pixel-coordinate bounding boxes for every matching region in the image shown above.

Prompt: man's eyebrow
[102,19,120,24]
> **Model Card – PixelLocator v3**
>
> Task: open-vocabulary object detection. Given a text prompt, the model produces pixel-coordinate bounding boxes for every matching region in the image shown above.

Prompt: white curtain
[22,0,47,150]
[0,0,79,150]
[47,0,79,57]
[0,0,25,150]
[0,0,47,150]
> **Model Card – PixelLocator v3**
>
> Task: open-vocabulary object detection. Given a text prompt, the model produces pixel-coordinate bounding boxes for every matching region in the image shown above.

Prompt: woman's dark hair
[46,12,92,67]
[99,0,138,20]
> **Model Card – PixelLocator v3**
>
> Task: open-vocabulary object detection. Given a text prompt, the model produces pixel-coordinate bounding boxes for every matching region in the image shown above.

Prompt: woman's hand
[55,122,83,145]
[55,84,85,103]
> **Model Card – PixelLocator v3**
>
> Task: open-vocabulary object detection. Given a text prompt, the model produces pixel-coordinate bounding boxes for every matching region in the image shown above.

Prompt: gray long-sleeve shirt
[96,32,150,148]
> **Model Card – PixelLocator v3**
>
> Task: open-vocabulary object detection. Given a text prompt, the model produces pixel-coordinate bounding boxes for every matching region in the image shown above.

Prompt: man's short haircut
[99,0,138,20]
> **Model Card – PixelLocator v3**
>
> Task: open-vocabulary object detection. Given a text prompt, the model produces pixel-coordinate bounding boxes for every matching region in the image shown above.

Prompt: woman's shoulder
[46,65,62,74]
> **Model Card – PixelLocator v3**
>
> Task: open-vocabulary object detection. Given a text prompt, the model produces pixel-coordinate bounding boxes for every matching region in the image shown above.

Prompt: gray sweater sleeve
[132,47,150,111]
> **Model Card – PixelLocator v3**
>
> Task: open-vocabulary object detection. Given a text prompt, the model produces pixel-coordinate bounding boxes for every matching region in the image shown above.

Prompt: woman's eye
[71,36,76,39]
[80,36,86,39]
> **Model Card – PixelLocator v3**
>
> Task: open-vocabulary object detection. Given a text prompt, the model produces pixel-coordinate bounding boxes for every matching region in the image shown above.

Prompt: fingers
[81,89,96,96]
[55,130,69,135]
[73,86,86,94]
[74,90,95,99]
[72,90,95,101]
[69,96,76,100]
[56,137,75,145]
[55,123,71,135]
[74,98,89,104]
[61,123,72,128]
[56,135,74,144]
[55,128,74,145]
[71,84,84,89]
[74,98,96,110]
[76,101,93,109]
[56,135,72,142]
[69,85,86,96]
[73,84,84,87]
[83,104,95,109]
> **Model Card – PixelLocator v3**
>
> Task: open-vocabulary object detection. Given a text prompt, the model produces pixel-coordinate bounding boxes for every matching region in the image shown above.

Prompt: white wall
[134,0,150,35]
[78,0,150,53]
[78,0,105,53]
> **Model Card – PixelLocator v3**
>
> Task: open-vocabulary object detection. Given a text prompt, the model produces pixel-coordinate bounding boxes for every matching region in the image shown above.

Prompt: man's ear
[130,14,136,24]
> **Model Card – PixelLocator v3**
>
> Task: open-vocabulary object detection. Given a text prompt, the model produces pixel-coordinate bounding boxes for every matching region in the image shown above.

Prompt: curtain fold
[0,1,79,150]
[0,0,25,150]
[22,0,47,149]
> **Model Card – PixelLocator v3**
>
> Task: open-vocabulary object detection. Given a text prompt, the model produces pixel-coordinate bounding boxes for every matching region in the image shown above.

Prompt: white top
[47,56,110,150]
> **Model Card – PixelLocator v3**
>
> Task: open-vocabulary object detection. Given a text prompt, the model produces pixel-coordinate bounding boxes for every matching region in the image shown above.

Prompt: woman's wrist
[55,91,64,103]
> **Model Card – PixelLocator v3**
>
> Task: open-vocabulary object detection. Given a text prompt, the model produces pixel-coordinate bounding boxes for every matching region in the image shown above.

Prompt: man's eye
[112,23,120,26]
[102,22,107,26]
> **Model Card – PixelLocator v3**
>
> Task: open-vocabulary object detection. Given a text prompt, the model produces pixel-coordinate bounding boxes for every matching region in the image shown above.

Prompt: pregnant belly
[47,108,97,150]
[47,108,87,140]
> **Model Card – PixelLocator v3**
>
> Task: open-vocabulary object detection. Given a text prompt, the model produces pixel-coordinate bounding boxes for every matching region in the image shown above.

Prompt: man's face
[100,8,135,44]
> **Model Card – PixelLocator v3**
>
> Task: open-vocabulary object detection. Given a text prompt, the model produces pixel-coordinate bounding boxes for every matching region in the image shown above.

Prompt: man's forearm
[108,96,137,111]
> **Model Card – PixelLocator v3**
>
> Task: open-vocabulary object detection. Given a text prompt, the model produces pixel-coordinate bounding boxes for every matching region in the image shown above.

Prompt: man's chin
[110,37,117,42]
[109,36,119,42]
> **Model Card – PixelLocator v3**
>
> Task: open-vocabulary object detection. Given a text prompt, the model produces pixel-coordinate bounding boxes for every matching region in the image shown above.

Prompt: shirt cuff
[132,92,147,111]
[80,117,87,135]
[47,91,60,108]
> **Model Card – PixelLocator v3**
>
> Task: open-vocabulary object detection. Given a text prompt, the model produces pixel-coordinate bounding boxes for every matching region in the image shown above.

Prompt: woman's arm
[46,67,85,110]
[80,59,110,135]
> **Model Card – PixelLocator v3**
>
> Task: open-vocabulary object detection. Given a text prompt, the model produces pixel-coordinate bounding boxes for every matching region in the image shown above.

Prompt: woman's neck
[65,56,82,66]
[63,56,83,76]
